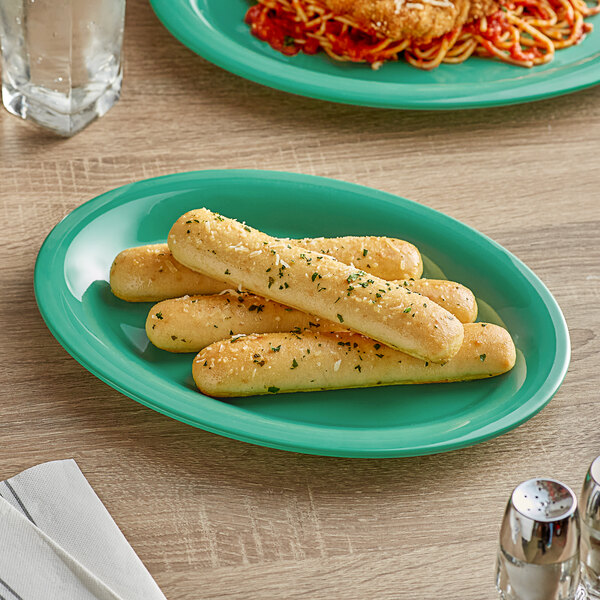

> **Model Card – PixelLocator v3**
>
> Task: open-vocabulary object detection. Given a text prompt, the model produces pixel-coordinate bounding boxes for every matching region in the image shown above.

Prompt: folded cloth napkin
[0,459,166,600]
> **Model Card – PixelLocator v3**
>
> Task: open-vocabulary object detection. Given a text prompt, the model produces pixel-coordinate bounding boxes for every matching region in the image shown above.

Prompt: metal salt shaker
[496,478,581,600]
[580,455,600,598]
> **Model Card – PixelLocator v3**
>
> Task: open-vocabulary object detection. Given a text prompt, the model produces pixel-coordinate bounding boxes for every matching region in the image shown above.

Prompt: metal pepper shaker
[496,478,581,600]
[580,455,600,598]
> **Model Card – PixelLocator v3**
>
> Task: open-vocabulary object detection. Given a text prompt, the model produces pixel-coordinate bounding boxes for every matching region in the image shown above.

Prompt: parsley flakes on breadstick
[193,323,515,398]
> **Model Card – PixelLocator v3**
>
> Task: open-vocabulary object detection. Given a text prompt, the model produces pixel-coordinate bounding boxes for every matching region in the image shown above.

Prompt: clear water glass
[0,0,125,136]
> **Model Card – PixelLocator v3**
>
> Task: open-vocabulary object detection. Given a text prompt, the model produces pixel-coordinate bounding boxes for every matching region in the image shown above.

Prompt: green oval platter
[34,170,570,457]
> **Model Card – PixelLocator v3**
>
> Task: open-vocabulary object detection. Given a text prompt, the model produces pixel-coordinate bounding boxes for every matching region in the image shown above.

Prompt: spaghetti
[245,0,599,69]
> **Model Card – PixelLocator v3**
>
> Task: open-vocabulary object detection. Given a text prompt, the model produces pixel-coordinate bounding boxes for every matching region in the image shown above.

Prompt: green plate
[34,170,569,457]
[149,0,600,109]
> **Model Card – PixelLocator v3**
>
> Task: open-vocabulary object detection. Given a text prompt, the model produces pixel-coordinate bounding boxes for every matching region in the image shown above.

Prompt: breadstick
[406,279,477,324]
[110,236,423,302]
[110,244,226,302]
[168,209,463,363]
[147,279,476,353]
[146,292,346,353]
[284,236,422,281]
[193,323,516,397]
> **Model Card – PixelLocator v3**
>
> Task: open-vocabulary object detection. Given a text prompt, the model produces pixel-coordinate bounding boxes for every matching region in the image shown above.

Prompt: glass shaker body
[496,478,580,600]
[581,456,600,598]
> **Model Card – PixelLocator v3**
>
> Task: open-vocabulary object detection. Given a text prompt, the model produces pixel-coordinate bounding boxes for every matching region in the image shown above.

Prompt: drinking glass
[0,0,125,136]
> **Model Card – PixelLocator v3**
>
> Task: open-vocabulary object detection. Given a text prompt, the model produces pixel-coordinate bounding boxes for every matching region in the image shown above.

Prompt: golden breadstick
[407,279,477,324]
[168,209,463,363]
[283,236,422,281]
[147,280,476,353]
[110,244,226,302]
[146,292,346,353]
[110,237,423,302]
[193,323,516,397]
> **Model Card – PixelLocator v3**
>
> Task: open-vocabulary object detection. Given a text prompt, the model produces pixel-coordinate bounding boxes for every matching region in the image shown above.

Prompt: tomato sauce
[245,5,398,64]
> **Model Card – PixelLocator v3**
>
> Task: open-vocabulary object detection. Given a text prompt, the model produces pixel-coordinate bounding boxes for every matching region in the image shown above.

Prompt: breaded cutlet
[325,0,500,41]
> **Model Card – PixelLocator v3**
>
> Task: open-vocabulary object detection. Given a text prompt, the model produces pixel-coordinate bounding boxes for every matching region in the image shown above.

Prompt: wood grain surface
[1,1,599,598]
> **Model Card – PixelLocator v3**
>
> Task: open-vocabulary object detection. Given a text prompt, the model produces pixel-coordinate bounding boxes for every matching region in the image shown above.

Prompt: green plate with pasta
[149,0,600,108]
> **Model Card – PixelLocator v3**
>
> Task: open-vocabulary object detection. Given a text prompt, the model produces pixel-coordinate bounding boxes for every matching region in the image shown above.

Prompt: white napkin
[0,459,166,600]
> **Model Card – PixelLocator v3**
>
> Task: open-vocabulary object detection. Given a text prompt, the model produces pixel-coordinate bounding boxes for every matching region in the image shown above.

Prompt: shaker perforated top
[512,478,577,522]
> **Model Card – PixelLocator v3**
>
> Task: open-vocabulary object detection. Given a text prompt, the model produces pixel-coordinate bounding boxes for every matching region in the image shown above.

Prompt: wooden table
[1,1,599,597]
